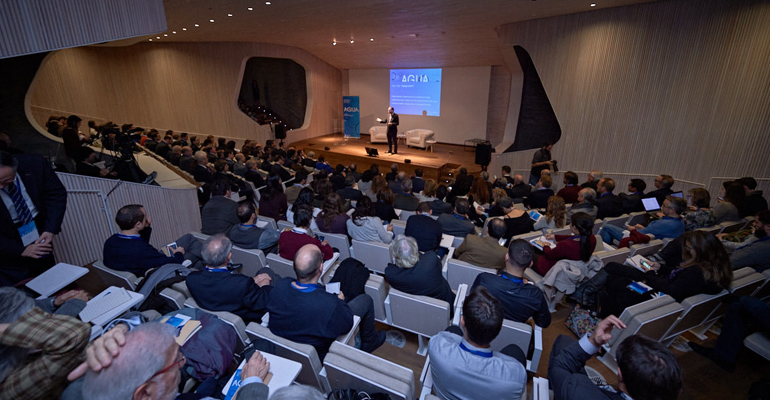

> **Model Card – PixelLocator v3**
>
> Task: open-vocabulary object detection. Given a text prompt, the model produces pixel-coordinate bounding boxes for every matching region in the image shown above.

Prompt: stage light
[248,7,253,10]
[210,19,215,22]
[266,1,271,4]
[149,39,153,41]
[370,38,374,42]
[590,3,596,6]
[182,28,187,30]
[163,34,168,36]
[333,40,337,45]
[350,39,354,43]
[194,24,200,27]
[156,36,161,39]
[172,31,177,34]
[227,13,233,17]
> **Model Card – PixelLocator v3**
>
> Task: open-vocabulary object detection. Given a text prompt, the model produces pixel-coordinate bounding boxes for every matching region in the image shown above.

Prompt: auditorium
[0,0,768,399]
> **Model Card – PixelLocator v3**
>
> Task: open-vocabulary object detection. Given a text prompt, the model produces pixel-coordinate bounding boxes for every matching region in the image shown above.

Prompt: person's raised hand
[67,323,129,381]
[242,351,270,381]
[589,315,626,348]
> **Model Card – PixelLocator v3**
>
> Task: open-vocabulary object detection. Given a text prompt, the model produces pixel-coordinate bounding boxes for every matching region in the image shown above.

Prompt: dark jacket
[596,192,624,220]
[385,251,455,308]
[187,269,272,323]
[405,214,443,252]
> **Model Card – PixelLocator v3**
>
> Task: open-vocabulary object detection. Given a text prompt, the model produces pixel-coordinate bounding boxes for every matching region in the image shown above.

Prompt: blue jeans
[600,225,625,245]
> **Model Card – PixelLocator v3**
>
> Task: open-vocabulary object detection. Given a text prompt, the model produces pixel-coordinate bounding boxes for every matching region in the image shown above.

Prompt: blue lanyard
[292,281,319,292]
[738,235,770,250]
[500,273,523,283]
[117,234,141,240]
[240,224,257,228]
[205,267,230,273]
[453,213,466,220]
[460,342,493,358]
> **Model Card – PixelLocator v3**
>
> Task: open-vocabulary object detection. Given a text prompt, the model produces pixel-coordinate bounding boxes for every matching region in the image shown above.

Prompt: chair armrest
[442,247,455,279]
[528,324,544,373]
[337,315,361,347]
[159,288,187,310]
[452,284,468,326]
[419,356,433,400]
[524,268,543,285]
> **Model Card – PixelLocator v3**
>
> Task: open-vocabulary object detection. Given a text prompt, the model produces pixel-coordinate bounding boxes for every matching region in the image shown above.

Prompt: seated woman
[279,204,334,261]
[682,187,716,230]
[467,177,491,227]
[713,181,744,223]
[416,179,438,202]
[286,187,320,232]
[367,175,388,202]
[374,187,399,223]
[384,235,455,308]
[357,170,374,195]
[597,230,732,318]
[533,195,567,232]
[499,197,534,243]
[258,174,287,221]
[534,212,596,276]
[487,188,508,218]
[313,179,334,209]
[346,197,394,244]
[315,193,350,235]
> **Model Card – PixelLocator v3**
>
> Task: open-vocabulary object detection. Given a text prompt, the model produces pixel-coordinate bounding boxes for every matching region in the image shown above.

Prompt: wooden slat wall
[490,0,770,196]
[53,173,201,266]
[0,0,166,59]
[28,42,342,145]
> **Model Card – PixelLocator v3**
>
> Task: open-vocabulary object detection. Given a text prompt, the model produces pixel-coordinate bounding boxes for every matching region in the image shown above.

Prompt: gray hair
[83,323,177,400]
[402,178,413,193]
[270,384,326,400]
[202,234,233,267]
[0,287,35,382]
[193,150,208,163]
[307,151,315,158]
[580,188,597,202]
[389,234,420,269]
[589,170,603,180]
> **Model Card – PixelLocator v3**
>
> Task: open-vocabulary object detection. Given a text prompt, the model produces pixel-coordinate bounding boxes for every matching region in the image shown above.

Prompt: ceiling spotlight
[210,19,215,22]
[149,39,153,41]
[590,3,596,6]
[227,13,233,17]
[248,7,253,10]
[332,41,337,45]
[163,34,168,36]
[265,1,271,4]
[350,39,354,43]
[194,24,200,27]
[182,27,187,31]
[370,38,374,42]
[172,31,177,34]
[156,36,160,39]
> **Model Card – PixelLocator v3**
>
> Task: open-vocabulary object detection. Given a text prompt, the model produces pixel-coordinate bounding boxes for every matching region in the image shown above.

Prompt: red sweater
[535,234,596,276]
[279,230,334,261]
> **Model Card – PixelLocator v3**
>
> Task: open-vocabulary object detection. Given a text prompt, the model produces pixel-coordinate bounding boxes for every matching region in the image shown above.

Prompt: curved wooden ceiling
[146,0,661,69]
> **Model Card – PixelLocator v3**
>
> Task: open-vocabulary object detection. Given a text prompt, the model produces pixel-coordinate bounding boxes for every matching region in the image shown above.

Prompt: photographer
[530,142,556,186]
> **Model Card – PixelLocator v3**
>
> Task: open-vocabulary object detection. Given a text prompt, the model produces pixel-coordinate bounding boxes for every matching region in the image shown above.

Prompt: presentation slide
[389,68,442,116]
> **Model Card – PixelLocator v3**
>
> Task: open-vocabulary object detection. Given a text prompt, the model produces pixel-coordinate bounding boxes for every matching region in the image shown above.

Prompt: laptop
[642,197,661,212]
[670,191,684,198]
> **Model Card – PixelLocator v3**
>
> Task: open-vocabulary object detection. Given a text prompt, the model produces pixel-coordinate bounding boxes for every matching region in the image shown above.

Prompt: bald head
[513,175,524,184]
[294,244,324,282]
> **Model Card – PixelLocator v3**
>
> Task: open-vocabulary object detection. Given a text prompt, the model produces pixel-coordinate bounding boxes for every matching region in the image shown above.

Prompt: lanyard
[453,213,466,220]
[117,234,141,240]
[292,281,319,292]
[500,273,523,283]
[205,267,230,273]
[459,342,493,358]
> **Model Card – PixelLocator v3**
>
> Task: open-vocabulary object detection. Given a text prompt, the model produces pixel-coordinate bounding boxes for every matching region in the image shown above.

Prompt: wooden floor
[370,304,770,399]
[289,133,482,183]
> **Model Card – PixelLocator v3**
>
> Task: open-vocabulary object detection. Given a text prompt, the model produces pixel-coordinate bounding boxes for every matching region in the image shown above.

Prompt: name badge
[19,220,39,247]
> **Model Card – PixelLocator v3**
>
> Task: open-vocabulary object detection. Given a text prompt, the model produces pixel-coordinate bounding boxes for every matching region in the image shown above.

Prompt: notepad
[162,314,203,345]
[26,263,89,298]
[440,234,455,249]
[222,353,302,400]
[79,288,132,323]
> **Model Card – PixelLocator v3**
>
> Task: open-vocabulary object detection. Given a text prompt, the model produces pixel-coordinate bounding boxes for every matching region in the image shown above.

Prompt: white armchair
[368,126,388,143]
[405,129,435,148]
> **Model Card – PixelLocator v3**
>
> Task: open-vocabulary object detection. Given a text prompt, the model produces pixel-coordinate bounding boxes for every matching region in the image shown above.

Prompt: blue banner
[343,96,360,138]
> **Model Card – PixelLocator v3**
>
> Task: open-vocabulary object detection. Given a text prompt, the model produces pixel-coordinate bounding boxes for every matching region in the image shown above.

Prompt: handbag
[565,304,600,338]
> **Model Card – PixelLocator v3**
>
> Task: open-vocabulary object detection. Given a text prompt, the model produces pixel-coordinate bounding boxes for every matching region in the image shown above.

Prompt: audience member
[681,187,715,230]
[385,163,399,182]
[411,169,426,193]
[385,235,455,307]
[302,150,317,168]
[498,197,535,242]
[455,217,508,270]
[186,235,273,323]
[645,174,675,205]
[619,178,647,214]
[201,178,240,235]
[507,174,531,200]
[530,141,554,186]
[737,176,768,217]
[601,196,686,244]
[566,188,598,224]
[533,195,567,231]
[330,164,346,191]
[549,317,683,400]
[357,170,374,194]
[315,193,350,235]
[450,167,474,199]
[315,155,332,173]
[227,201,280,253]
[192,151,214,183]
[471,240,551,327]
[337,174,363,202]
[287,187,320,232]
[346,163,362,182]
[366,174,387,202]
[178,146,194,172]
[285,169,309,203]
[580,170,602,191]
[728,210,770,271]
[155,135,173,160]
[556,171,581,204]
[75,147,118,179]
[244,160,266,188]
[487,188,509,217]
[595,178,624,220]
[393,178,420,211]
[62,115,87,163]
[467,177,491,226]
[313,178,334,208]
[374,187,399,222]
[267,244,385,359]
[713,181,744,223]
[416,178,438,202]
[258,174,288,221]
[429,184,454,215]
[346,197,393,244]
[535,212,596,276]
[428,286,527,400]
[405,202,443,252]
[500,165,515,185]
[0,150,67,286]
[232,153,247,177]
[279,205,334,261]
[526,175,555,209]
[437,198,476,237]
[388,171,407,193]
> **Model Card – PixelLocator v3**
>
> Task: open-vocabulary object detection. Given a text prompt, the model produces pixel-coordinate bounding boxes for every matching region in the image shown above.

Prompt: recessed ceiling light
[163,34,168,36]
[350,39,354,43]
[194,24,200,27]
[332,40,337,45]
[227,13,233,17]
[248,7,253,10]
[210,19,215,23]
[590,3,596,6]
[149,39,153,41]
[172,31,176,34]
[265,1,271,4]
[156,36,160,39]
[182,27,187,30]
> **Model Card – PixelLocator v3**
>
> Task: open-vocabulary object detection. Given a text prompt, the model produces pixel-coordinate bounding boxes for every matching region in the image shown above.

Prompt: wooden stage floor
[289,133,481,182]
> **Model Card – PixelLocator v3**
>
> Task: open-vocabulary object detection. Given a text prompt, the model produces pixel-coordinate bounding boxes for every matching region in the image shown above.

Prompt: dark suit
[405,214,442,252]
[193,164,214,183]
[380,112,399,153]
[526,188,554,209]
[187,269,273,323]
[549,335,625,400]
[245,170,265,188]
[437,213,476,237]
[596,192,624,220]
[385,251,455,307]
[0,154,67,285]
[155,141,171,159]
[429,199,453,215]
[201,196,240,235]
[393,193,420,211]
[337,187,363,202]
[179,155,194,172]
[508,182,531,200]
[411,177,426,194]
[620,192,645,213]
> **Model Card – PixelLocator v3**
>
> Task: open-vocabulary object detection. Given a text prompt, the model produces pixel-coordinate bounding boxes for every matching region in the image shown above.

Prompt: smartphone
[639,259,653,271]
[627,281,653,294]
[317,235,325,242]
[166,242,178,252]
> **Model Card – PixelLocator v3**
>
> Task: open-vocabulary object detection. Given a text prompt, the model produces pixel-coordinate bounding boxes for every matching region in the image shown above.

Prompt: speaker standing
[377,106,399,154]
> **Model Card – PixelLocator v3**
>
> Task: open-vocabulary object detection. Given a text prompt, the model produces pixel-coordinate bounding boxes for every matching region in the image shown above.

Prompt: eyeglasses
[149,351,186,380]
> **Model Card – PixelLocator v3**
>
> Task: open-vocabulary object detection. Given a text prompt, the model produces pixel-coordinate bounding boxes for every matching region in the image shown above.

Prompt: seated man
[549,316,683,400]
[429,185,454,215]
[405,202,443,252]
[471,239,551,327]
[619,178,646,214]
[0,287,90,399]
[337,174,363,202]
[580,170,602,191]
[286,169,309,203]
[267,244,385,358]
[227,201,280,253]
[595,178,624,220]
[437,198,476,237]
[566,188,598,224]
[601,196,686,245]
[556,171,581,204]
[525,174,554,209]
[393,179,420,211]
[455,217,509,271]
[279,204,334,261]
[728,210,770,271]
[428,286,527,400]
[507,174,531,200]
[384,235,455,307]
[644,174,675,205]
[737,177,768,218]
[103,204,187,276]
[186,235,273,323]
[411,169,426,193]
[192,151,214,183]
[201,177,240,235]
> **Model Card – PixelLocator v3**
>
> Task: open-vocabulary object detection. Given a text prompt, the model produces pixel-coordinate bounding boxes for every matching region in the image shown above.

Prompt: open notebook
[26,263,89,299]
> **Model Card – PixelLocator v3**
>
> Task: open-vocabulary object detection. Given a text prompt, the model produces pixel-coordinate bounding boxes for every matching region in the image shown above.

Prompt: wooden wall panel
[0,0,165,59]
[28,42,342,145]
[485,65,512,145]
[491,0,770,195]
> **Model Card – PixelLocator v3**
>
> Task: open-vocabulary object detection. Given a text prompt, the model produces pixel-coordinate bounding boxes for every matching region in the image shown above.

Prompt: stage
[290,133,483,183]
